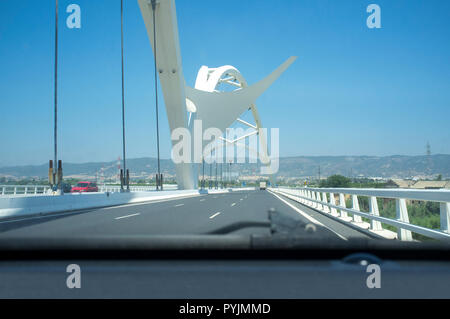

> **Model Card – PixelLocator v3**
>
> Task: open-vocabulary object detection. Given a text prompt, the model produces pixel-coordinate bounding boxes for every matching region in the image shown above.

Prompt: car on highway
[62,183,72,193]
[70,181,98,193]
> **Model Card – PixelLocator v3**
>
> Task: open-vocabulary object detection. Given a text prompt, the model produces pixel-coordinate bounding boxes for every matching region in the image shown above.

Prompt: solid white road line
[209,212,221,219]
[199,199,206,202]
[270,192,348,241]
[231,203,236,207]
[174,204,184,207]
[115,213,140,220]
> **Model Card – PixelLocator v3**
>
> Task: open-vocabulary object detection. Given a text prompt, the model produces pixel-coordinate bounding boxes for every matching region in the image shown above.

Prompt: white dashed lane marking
[115,213,140,220]
[209,212,221,219]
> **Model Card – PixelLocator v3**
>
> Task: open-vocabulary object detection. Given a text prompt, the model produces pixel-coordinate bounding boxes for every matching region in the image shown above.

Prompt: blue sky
[1,0,450,166]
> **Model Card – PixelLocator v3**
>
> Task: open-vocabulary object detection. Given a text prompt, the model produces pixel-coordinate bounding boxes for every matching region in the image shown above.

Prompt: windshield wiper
[206,221,271,235]
[205,208,340,239]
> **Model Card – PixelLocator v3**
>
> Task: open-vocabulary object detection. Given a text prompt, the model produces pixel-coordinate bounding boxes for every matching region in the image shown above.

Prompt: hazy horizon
[1,153,449,169]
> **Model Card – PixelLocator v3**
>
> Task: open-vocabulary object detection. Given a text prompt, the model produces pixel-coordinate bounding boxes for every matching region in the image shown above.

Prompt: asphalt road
[0,190,372,240]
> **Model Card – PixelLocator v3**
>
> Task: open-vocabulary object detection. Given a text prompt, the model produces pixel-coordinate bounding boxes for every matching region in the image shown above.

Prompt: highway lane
[0,190,372,240]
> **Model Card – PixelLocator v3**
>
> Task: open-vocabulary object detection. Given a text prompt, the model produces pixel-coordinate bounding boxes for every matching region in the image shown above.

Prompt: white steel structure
[138,0,296,189]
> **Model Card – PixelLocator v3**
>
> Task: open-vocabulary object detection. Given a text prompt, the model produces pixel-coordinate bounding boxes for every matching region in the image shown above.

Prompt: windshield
[0,0,449,251]
[76,183,89,187]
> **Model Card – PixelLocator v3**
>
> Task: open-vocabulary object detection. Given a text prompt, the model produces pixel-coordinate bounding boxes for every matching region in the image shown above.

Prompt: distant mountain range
[277,154,450,179]
[0,158,176,180]
[0,155,449,180]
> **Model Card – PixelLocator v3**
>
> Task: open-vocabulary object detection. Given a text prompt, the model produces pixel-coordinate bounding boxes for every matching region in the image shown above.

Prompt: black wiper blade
[205,221,271,235]
[204,208,339,238]
[267,208,343,239]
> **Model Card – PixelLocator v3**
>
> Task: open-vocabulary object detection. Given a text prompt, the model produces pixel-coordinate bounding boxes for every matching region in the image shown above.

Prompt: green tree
[320,175,351,188]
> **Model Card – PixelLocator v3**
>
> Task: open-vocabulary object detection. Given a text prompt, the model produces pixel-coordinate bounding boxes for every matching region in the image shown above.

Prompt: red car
[71,181,98,193]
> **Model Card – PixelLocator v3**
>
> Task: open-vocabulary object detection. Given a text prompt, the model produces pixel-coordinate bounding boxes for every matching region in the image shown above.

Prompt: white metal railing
[0,184,179,196]
[271,187,450,241]
[0,185,50,196]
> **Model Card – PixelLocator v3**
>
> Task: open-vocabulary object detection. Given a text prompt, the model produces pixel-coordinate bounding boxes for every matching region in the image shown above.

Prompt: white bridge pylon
[187,59,296,169]
[138,0,296,189]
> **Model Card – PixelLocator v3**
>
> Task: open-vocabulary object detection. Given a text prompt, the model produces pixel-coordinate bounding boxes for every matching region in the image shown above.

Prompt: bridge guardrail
[0,184,179,196]
[0,185,50,196]
[270,187,450,241]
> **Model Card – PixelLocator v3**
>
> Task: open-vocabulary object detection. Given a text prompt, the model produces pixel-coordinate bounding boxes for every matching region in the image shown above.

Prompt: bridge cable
[151,0,161,191]
[53,0,59,190]
[120,0,128,191]
[202,159,205,189]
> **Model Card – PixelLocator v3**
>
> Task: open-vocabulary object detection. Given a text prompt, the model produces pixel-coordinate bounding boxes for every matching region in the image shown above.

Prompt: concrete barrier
[0,190,199,220]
